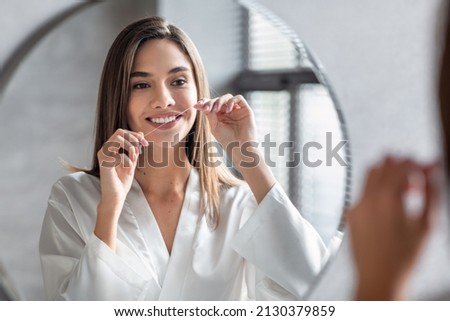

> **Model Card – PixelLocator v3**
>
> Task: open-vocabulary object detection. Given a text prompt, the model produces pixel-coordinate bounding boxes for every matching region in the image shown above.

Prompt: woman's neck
[134,144,192,197]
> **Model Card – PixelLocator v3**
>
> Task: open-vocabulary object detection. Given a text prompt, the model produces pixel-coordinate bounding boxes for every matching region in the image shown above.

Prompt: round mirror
[0,0,350,299]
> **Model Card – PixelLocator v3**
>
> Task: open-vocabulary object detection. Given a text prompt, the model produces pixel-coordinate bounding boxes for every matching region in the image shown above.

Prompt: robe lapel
[125,169,201,299]
[158,169,201,300]
[126,178,170,288]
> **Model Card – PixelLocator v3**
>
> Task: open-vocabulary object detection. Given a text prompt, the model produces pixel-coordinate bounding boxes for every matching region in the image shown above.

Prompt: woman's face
[127,39,198,146]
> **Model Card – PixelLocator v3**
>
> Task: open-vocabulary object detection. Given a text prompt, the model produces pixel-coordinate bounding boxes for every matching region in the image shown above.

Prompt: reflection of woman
[347,4,450,300]
[39,16,327,300]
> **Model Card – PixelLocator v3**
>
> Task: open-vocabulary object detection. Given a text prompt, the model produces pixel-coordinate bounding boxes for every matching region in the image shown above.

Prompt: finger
[362,160,386,195]
[225,99,235,114]
[119,148,138,169]
[110,129,147,149]
[194,98,210,111]
[206,98,217,112]
[360,158,412,211]
[211,94,233,113]
[116,135,136,154]
[112,130,148,155]
[97,144,121,168]
[135,131,149,146]
[226,95,249,112]
[119,129,148,148]
[99,144,138,170]
[382,155,396,167]
[202,98,216,112]
[360,156,400,194]
[382,159,417,197]
[420,162,440,230]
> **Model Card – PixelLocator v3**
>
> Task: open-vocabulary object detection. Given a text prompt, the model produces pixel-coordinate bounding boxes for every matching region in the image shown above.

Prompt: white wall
[1,0,449,300]
[0,0,74,64]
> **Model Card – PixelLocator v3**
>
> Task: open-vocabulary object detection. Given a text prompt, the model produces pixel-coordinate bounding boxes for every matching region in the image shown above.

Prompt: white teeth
[149,116,177,124]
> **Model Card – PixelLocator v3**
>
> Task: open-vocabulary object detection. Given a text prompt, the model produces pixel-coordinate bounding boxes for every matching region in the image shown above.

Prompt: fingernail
[131,147,137,161]
[140,138,149,146]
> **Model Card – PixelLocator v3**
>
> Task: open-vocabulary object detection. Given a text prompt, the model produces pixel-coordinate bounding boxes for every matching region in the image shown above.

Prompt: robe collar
[125,168,201,299]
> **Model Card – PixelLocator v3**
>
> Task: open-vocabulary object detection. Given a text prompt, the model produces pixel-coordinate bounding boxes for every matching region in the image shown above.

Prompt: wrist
[228,145,276,203]
[96,200,122,222]
[356,275,408,301]
[227,142,260,169]
[98,196,124,212]
[95,201,122,250]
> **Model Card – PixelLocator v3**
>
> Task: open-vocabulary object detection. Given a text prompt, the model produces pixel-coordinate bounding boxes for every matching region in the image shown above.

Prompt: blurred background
[1,0,449,300]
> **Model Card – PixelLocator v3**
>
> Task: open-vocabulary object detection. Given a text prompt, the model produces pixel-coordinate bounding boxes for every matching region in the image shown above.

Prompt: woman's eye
[172,79,187,86]
[133,83,149,89]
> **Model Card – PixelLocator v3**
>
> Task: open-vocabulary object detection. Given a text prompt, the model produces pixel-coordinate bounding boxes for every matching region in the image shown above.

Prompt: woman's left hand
[195,93,276,203]
[194,94,257,148]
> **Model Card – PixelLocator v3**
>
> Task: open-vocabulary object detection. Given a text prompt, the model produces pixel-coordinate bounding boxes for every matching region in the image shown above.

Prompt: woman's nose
[151,85,175,109]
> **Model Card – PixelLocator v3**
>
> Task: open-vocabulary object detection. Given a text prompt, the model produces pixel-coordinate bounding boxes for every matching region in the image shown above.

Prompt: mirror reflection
[0,0,350,300]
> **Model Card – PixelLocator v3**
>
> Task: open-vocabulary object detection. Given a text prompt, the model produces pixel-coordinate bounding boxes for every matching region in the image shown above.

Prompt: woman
[39,16,327,300]
[347,2,450,300]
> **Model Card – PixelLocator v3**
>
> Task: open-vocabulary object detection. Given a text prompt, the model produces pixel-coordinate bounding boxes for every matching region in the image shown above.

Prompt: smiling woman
[37,14,329,301]
[0,0,350,300]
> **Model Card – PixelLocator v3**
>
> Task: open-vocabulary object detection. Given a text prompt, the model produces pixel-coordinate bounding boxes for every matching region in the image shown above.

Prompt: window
[236,0,350,244]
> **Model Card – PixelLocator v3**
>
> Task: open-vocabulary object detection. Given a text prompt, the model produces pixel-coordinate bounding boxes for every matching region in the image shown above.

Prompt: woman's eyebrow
[130,66,190,78]
[130,71,150,78]
[168,66,190,74]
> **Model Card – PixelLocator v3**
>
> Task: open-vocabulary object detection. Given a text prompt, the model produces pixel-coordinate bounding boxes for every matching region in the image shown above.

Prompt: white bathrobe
[39,169,327,300]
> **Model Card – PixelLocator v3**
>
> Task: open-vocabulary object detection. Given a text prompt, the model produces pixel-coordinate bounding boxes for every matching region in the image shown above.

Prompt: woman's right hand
[97,129,148,207]
[347,157,439,300]
[95,129,148,249]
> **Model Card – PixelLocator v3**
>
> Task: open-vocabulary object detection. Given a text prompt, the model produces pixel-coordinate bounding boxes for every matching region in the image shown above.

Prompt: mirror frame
[0,0,352,300]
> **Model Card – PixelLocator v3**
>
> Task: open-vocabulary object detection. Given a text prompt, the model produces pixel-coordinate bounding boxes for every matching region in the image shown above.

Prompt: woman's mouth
[147,115,180,124]
[145,114,183,129]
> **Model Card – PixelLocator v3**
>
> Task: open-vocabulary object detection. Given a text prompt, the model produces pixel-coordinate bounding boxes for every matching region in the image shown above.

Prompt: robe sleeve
[39,180,158,300]
[231,182,328,300]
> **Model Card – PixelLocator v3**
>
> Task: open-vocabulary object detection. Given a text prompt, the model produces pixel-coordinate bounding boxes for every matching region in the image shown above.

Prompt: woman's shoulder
[217,182,258,228]
[220,181,256,207]
[50,171,100,200]
[45,172,100,239]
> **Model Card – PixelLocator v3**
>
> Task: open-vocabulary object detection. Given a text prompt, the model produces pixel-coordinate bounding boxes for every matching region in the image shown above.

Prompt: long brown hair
[84,16,241,228]
[439,1,450,180]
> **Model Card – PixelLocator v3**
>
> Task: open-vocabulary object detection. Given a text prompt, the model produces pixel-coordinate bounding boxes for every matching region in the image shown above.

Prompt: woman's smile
[145,112,184,130]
